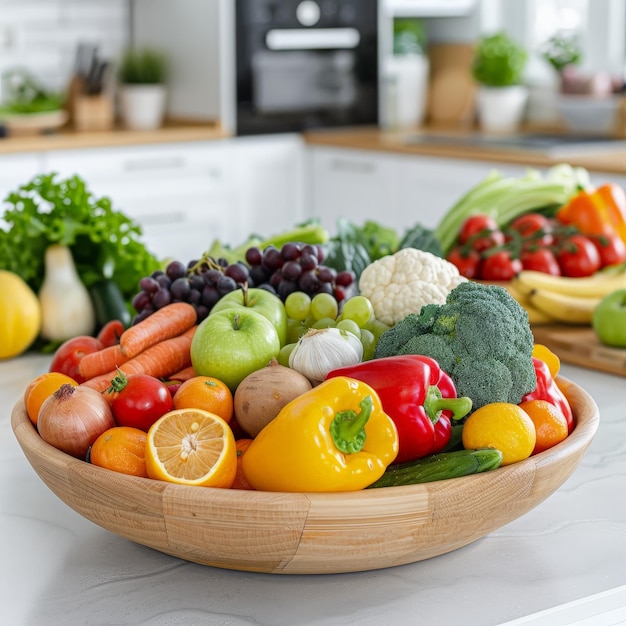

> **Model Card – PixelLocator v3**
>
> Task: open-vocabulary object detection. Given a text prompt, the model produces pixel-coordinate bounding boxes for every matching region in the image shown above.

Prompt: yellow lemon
[462,402,536,466]
[0,270,41,360]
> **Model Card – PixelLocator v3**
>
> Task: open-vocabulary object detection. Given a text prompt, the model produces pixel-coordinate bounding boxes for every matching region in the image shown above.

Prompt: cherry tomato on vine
[446,245,482,279]
[480,250,523,281]
[520,248,562,275]
[458,214,505,252]
[109,372,173,431]
[590,232,626,267]
[557,234,602,277]
[508,213,554,247]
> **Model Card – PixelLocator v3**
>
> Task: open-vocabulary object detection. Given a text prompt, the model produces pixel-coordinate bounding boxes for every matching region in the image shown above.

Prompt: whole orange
[90,426,148,477]
[231,438,254,490]
[519,399,569,455]
[172,376,233,423]
[24,372,78,425]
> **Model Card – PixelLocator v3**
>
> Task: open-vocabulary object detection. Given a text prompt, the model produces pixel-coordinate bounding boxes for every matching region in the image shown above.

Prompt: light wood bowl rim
[11,376,599,575]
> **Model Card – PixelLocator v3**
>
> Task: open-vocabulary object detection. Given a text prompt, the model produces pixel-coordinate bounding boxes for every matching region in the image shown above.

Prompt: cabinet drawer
[44,142,234,195]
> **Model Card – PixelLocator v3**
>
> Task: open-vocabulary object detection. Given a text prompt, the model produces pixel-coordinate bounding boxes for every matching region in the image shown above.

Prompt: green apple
[191,307,281,392]
[211,287,288,346]
[592,289,626,348]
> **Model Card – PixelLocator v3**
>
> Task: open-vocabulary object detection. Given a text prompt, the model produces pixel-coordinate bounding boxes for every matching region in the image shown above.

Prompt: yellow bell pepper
[241,376,399,492]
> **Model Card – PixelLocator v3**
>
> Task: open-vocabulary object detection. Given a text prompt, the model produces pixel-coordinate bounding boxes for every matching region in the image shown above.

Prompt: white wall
[0,0,129,101]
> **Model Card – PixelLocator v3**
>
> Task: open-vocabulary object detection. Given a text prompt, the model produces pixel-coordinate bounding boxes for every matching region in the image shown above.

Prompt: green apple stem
[233,313,241,331]
[240,281,249,306]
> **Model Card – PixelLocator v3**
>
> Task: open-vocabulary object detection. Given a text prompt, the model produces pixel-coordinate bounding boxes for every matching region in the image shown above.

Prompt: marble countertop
[2,354,625,626]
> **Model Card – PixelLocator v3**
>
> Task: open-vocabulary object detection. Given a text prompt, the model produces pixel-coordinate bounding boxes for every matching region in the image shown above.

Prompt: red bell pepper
[522,357,574,433]
[325,355,473,463]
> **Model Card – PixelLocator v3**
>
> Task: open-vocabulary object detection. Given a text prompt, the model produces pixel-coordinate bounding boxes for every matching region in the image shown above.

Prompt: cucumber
[90,279,132,330]
[442,423,465,452]
[368,448,503,488]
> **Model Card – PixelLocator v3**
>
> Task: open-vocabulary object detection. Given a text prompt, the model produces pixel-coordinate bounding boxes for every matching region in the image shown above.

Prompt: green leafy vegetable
[398,223,443,257]
[207,220,330,265]
[0,173,160,302]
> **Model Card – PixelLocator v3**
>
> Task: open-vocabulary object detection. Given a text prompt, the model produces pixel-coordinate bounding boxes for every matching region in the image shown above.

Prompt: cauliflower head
[358,248,466,326]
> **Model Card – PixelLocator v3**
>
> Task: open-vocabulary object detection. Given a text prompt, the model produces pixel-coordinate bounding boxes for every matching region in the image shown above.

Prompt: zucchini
[368,448,503,488]
[90,279,132,330]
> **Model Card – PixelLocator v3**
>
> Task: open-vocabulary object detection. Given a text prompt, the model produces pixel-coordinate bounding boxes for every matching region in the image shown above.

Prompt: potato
[234,359,312,437]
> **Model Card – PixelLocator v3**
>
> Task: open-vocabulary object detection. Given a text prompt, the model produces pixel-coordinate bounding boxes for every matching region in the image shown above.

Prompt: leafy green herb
[0,173,160,302]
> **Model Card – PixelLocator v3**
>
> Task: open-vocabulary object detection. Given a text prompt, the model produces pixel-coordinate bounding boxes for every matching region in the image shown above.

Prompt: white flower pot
[119,84,167,130]
[476,85,528,133]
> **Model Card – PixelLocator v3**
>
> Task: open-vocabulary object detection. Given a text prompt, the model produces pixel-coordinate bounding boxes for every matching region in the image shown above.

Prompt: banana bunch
[507,267,626,325]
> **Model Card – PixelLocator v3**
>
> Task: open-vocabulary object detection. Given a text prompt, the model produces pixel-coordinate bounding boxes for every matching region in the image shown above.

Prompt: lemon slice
[146,408,237,487]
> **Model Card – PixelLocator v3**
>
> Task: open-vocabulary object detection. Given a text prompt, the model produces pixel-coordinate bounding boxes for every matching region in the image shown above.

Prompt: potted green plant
[471,32,528,132]
[118,47,168,130]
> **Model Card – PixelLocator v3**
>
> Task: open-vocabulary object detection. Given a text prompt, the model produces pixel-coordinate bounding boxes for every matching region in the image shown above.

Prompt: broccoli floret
[374,281,536,410]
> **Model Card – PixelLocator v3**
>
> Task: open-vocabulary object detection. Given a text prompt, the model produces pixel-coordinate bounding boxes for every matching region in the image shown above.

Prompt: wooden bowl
[11,377,599,575]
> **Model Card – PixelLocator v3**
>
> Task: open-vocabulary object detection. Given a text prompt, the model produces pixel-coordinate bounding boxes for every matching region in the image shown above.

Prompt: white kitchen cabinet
[43,141,239,262]
[42,135,306,261]
[306,146,406,234]
[233,134,306,242]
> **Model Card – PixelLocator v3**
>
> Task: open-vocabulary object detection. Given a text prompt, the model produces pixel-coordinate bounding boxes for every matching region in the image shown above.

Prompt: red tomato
[446,246,482,279]
[509,213,555,248]
[458,214,506,252]
[111,374,173,431]
[557,234,602,277]
[520,248,562,275]
[96,319,126,347]
[480,250,523,281]
[591,233,626,267]
[49,335,104,383]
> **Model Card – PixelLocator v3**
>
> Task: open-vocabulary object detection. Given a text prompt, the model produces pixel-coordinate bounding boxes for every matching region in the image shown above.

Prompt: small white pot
[476,85,528,133]
[119,84,167,130]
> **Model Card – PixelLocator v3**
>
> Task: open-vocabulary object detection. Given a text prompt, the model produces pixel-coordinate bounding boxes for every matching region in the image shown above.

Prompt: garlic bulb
[289,327,363,384]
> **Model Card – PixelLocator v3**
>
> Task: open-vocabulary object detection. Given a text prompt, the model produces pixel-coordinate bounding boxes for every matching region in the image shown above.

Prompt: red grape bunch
[131,256,251,325]
[245,243,356,303]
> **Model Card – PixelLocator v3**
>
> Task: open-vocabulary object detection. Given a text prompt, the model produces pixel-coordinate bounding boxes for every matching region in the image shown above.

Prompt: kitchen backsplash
[0,0,129,100]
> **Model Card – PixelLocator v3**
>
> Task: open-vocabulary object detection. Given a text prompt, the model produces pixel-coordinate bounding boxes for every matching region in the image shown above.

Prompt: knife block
[67,75,114,131]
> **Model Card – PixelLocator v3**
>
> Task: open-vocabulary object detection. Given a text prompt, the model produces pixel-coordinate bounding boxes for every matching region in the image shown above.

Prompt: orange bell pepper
[557,183,626,244]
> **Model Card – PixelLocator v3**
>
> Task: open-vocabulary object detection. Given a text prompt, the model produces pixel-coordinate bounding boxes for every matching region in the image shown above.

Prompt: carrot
[168,365,197,382]
[78,344,128,381]
[119,302,197,359]
[83,326,197,393]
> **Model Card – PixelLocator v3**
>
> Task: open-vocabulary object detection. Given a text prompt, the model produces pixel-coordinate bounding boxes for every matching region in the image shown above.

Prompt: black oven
[235,0,379,135]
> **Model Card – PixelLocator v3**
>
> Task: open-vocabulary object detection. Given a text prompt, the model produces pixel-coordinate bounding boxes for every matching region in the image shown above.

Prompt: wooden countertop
[4,120,626,176]
[303,126,626,175]
[0,119,229,154]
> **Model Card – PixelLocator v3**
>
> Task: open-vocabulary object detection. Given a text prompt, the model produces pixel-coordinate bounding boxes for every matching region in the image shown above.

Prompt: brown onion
[37,383,116,459]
